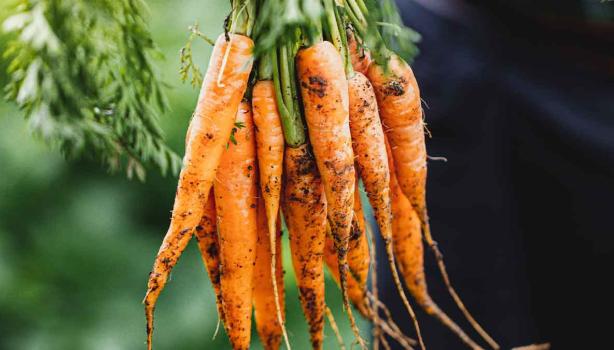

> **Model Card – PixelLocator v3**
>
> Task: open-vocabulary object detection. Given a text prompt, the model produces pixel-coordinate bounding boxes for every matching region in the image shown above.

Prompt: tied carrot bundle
[214,101,258,350]
[252,71,289,347]
[297,40,362,349]
[144,32,253,350]
[284,144,328,350]
[194,191,224,323]
[385,139,484,350]
[253,195,285,350]
[348,70,426,350]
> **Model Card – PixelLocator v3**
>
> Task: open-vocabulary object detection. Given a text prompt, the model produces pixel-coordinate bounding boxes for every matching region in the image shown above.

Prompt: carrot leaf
[2,0,181,180]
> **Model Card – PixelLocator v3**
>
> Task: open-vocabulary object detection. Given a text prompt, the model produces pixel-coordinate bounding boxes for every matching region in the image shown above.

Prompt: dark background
[376,1,614,349]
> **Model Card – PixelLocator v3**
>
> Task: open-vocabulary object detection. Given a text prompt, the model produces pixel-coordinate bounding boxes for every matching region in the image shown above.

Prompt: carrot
[297,40,362,348]
[347,180,370,287]
[144,33,253,350]
[283,144,327,350]
[367,56,426,220]
[253,195,285,350]
[347,28,371,76]
[252,71,289,347]
[371,57,499,349]
[214,101,258,350]
[349,70,426,350]
[385,139,483,350]
[194,190,224,323]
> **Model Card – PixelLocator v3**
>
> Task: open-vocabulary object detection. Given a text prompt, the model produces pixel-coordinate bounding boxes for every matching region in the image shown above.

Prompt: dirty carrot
[284,144,327,350]
[253,195,285,350]
[297,34,362,349]
[144,31,253,350]
[252,55,288,348]
[214,101,258,350]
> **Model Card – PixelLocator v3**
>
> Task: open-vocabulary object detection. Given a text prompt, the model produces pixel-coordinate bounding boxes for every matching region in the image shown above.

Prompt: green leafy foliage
[2,0,181,180]
[179,22,215,89]
[377,0,421,63]
[344,0,420,66]
[252,0,324,57]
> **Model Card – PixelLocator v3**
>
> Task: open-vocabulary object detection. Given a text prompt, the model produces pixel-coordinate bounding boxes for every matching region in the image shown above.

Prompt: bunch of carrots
[142,0,524,349]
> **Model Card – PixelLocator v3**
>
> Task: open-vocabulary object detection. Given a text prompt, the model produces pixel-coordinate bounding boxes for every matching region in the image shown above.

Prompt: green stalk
[230,0,256,36]
[272,48,306,147]
[257,51,273,80]
[334,3,353,75]
[323,0,352,75]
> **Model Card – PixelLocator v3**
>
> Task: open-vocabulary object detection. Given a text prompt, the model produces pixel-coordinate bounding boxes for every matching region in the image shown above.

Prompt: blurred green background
[0,0,367,348]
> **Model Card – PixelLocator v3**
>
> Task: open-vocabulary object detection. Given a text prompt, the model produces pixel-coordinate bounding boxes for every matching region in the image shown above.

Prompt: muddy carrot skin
[253,196,284,350]
[214,101,258,350]
[144,33,253,350]
[284,144,328,350]
[194,190,224,322]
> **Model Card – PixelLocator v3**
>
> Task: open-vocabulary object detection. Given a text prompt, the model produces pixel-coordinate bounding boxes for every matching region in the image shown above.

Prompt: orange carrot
[194,190,224,322]
[386,139,484,350]
[284,144,327,350]
[371,56,499,349]
[296,40,361,347]
[253,195,285,350]
[214,101,258,350]
[252,78,288,348]
[144,33,253,350]
[367,56,425,219]
[349,71,426,349]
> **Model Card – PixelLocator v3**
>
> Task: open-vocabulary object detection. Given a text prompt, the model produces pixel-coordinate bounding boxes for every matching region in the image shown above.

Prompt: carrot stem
[272,48,306,146]
[230,0,255,36]
[257,52,273,80]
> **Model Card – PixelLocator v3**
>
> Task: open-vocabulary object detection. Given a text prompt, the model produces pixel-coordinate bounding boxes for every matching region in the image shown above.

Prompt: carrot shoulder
[284,144,328,350]
[214,101,258,350]
[144,33,253,350]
